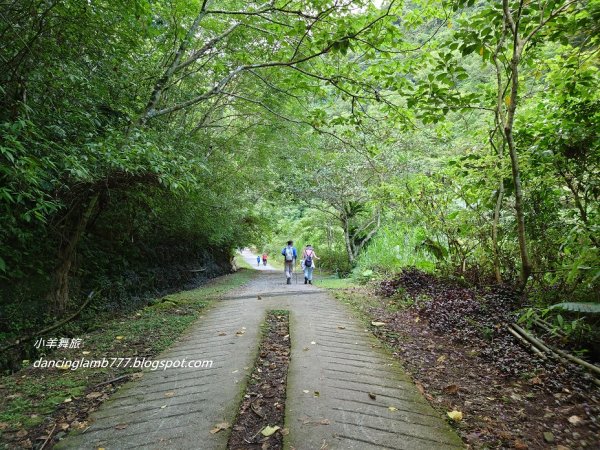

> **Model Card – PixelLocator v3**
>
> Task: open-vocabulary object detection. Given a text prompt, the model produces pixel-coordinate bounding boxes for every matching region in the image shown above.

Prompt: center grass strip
[228,310,290,450]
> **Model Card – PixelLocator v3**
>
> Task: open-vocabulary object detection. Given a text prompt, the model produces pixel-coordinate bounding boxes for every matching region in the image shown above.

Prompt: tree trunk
[502,0,532,287]
[49,193,99,314]
[505,112,532,285]
[491,22,507,284]
[342,215,356,265]
[492,180,504,283]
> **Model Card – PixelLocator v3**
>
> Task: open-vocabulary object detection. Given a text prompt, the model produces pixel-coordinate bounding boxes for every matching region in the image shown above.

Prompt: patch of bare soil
[228,311,290,450]
[370,269,600,449]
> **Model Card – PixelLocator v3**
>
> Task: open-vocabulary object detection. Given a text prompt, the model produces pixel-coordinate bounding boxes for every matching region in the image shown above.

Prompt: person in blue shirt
[281,240,297,284]
[256,255,261,267]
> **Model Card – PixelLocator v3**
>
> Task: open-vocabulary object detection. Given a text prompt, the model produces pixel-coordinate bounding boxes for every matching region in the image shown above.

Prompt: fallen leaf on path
[447,410,463,422]
[86,392,102,399]
[443,384,459,395]
[302,390,309,394]
[210,422,230,434]
[415,382,425,394]
[568,415,582,425]
[314,391,320,397]
[218,332,227,336]
[160,405,167,409]
[261,425,280,436]
[388,406,398,411]
[164,391,175,398]
[311,341,316,345]
[337,326,346,329]
[115,423,128,430]
[280,428,289,436]
[514,440,528,450]
[303,347,309,351]
[368,392,377,400]
[371,321,386,327]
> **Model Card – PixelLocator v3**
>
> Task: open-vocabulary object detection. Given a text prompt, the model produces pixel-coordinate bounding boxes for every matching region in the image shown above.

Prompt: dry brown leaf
[115,423,128,430]
[415,382,425,394]
[280,428,289,436]
[514,440,528,450]
[164,391,175,398]
[368,392,376,400]
[443,384,459,395]
[371,321,386,327]
[530,376,543,385]
[210,422,230,434]
[218,332,227,336]
[337,326,346,329]
[86,392,103,399]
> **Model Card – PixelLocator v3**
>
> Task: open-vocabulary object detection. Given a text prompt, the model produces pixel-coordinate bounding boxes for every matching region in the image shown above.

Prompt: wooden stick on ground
[507,325,546,358]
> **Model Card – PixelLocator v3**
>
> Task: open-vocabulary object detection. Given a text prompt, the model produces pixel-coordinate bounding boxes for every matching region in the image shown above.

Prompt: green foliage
[550,302,600,314]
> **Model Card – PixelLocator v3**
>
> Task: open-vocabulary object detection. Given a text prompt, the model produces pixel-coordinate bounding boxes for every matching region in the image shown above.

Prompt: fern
[549,302,600,314]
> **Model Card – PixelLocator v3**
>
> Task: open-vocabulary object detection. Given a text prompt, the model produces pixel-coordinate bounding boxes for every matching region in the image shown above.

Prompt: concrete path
[58,253,463,449]
[242,248,276,271]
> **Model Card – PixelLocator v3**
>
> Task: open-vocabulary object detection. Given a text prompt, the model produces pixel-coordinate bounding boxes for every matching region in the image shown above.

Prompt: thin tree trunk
[502,0,532,287]
[49,193,99,314]
[342,215,355,265]
[491,21,507,284]
[492,181,504,283]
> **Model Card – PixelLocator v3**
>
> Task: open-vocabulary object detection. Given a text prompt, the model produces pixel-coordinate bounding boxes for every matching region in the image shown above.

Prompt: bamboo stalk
[510,323,553,354]
[549,344,600,378]
[510,323,600,382]
[532,318,566,338]
[507,326,546,358]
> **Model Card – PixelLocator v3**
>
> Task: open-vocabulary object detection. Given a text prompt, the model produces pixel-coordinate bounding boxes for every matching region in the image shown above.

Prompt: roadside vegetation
[0,269,256,448]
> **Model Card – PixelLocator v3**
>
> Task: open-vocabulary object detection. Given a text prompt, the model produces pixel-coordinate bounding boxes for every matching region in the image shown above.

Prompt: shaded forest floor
[322,271,600,449]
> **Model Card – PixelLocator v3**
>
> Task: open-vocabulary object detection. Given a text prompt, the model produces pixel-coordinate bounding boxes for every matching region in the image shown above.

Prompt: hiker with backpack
[281,240,297,284]
[262,252,268,266]
[302,244,319,284]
